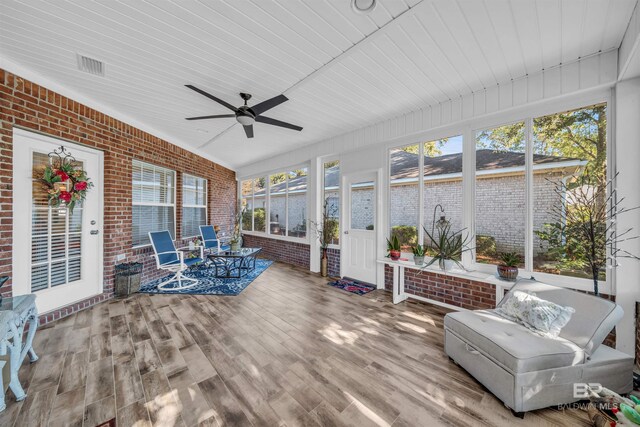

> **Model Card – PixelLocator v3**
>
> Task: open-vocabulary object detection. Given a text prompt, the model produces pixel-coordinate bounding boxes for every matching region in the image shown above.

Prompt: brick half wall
[242,234,310,270]
[326,248,340,277]
[384,265,496,310]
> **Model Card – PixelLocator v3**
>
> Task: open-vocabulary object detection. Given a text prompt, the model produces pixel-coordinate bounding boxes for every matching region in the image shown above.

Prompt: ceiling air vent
[76,54,105,76]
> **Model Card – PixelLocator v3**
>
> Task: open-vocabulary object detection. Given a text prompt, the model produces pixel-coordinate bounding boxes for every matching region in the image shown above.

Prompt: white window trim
[132,160,176,249]
[181,173,207,239]
[387,93,612,293]
[321,158,341,248]
[239,163,310,243]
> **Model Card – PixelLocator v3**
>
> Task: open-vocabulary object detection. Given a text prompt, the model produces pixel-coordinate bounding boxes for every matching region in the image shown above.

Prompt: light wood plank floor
[0,262,589,426]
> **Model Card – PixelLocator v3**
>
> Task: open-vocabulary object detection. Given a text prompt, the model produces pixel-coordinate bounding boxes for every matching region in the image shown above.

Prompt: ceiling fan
[185,85,303,138]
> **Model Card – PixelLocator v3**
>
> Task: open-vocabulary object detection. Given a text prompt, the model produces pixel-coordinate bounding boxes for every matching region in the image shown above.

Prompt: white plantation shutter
[132,160,175,246]
[31,152,84,291]
[182,174,207,238]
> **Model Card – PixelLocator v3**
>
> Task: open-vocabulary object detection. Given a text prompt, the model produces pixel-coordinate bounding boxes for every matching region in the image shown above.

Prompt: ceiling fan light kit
[185,85,302,139]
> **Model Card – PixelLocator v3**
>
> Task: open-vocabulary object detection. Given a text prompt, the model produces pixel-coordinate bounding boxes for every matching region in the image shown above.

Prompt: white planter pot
[438,258,456,271]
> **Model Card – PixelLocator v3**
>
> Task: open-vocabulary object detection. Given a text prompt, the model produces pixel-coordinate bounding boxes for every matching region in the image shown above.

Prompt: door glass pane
[475,122,526,267]
[350,181,374,230]
[30,152,84,292]
[390,145,418,250]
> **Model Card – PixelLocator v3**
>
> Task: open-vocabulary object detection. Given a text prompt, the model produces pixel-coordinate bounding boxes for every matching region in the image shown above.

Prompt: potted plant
[423,223,473,271]
[189,236,202,250]
[387,235,401,261]
[309,200,339,277]
[412,244,426,265]
[497,252,521,281]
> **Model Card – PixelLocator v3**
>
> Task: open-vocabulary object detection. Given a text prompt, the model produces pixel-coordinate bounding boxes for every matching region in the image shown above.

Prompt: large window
[424,136,463,250]
[323,161,340,245]
[475,123,526,267]
[269,173,287,235]
[532,103,607,281]
[181,174,207,238]
[254,178,266,233]
[389,144,419,250]
[240,166,308,239]
[287,168,307,238]
[388,136,463,252]
[240,177,266,233]
[132,160,175,247]
[387,101,608,285]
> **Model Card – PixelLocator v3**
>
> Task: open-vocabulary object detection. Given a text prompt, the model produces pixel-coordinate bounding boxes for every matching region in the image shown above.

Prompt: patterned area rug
[139,259,273,295]
[327,278,376,295]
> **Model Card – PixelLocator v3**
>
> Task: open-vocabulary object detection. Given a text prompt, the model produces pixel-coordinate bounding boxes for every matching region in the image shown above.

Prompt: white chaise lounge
[444,281,633,415]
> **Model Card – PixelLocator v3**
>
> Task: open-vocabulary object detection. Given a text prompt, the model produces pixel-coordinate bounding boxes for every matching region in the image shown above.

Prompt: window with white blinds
[182,174,207,238]
[132,160,175,247]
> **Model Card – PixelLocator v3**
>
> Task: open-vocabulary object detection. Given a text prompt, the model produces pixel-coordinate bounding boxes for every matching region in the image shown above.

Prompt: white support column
[309,157,321,273]
[614,77,640,356]
[524,118,534,273]
[462,125,475,268]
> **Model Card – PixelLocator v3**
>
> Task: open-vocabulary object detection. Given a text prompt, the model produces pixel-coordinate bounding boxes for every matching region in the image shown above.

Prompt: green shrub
[476,235,496,257]
[391,225,417,249]
[365,224,374,230]
[242,209,252,230]
[254,208,265,231]
[325,218,339,244]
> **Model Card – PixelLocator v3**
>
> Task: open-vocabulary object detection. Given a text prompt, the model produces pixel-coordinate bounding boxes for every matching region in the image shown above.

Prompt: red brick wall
[384,265,496,310]
[0,69,236,322]
[326,248,340,277]
[242,234,310,269]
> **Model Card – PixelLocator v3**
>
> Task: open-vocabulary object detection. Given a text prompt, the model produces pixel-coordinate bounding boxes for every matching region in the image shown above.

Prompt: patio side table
[0,294,38,411]
[207,247,262,278]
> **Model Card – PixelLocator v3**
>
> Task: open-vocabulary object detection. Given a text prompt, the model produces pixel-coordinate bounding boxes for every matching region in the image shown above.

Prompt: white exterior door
[342,172,377,284]
[13,129,103,314]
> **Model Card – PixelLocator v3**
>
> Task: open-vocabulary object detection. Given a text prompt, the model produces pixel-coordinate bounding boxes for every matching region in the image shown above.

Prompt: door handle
[344,230,349,234]
[90,230,99,235]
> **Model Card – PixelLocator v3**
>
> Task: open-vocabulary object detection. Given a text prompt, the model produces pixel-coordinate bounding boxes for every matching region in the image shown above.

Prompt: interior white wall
[614,76,640,355]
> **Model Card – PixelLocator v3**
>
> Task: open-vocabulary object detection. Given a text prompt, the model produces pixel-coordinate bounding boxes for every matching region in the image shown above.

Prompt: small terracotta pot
[389,250,401,261]
[497,265,518,280]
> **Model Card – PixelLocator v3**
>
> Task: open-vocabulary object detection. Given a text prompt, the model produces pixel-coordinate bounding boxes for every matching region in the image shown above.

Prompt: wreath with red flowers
[41,162,93,213]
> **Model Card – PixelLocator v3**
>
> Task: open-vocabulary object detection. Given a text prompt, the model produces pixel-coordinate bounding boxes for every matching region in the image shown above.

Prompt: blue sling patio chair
[199,225,230,254]
[149,230,203,290]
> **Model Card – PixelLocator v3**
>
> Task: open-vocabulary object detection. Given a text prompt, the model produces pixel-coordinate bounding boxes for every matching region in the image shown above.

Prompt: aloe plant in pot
[497,252,521,281]
[387,235,401,261]
[412,244,426,265]
[423,223,473,271]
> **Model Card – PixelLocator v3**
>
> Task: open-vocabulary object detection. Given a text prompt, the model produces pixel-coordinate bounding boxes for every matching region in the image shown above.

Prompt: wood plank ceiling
[0,0,636,169]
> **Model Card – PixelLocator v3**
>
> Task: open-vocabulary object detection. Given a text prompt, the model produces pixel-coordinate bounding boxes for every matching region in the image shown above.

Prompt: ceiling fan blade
[243,124,254,138]
[255,115,303,131]
[185,85,238,112]
[251,94,288,116]
[185,114,235,120]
